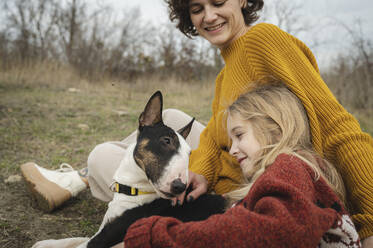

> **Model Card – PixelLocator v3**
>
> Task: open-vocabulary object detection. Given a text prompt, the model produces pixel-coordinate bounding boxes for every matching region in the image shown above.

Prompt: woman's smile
[205,22,226,32]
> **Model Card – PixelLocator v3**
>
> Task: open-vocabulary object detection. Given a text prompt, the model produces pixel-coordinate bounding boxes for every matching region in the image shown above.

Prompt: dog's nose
[170,178,186,195]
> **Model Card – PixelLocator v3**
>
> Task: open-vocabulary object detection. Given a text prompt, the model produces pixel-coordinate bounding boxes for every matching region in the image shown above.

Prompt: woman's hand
[172,170,208,206]
[362,236,373,248]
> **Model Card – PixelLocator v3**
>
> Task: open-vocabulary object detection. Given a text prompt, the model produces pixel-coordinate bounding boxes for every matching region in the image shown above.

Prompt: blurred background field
[0,64,215,247]
[0,0,372,247]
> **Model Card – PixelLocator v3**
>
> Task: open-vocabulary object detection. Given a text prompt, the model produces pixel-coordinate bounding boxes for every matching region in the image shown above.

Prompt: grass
[0,71,214,174]
[0,65,215,247]
[0,63,371,247]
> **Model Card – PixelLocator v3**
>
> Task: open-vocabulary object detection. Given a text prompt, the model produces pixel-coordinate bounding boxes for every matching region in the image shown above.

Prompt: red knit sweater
[124,154,361,248]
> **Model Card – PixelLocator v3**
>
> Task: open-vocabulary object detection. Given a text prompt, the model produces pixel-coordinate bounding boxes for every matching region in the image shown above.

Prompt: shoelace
[57,163,74,172]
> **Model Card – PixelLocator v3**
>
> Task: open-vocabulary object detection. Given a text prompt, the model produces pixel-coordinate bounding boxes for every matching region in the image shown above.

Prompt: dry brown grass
[0,62,215,247]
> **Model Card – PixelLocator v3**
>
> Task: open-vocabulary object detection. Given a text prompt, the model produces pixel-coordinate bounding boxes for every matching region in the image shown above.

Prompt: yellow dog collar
[113,182,154,196]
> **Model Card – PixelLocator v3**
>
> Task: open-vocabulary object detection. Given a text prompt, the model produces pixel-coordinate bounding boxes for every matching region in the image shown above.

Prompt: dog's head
[133,91,194,199]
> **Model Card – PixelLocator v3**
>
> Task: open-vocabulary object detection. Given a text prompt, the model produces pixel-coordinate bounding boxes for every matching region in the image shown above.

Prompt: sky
[106,0,373,69]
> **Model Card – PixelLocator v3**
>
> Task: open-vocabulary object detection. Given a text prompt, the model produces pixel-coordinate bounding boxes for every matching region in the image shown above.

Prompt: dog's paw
[32,237,89,248]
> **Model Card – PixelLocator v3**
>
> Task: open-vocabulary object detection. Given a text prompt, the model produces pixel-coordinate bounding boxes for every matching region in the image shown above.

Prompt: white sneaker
[20,162,87,212]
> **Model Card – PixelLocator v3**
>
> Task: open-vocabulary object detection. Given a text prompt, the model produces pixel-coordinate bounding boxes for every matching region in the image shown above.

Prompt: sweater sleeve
[188,115,222,191]
[188,69,242,193]
[124,155,342,248]
[245,23,373,239]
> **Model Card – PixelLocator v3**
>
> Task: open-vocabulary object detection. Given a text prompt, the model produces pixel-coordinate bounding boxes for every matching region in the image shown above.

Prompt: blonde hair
[225,82,346,207]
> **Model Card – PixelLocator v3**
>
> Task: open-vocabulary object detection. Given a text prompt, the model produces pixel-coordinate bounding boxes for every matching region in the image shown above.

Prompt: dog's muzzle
[170,178,187,195]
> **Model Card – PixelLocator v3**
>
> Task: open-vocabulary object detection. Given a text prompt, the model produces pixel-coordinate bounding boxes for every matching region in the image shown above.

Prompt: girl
[123,82,361,247]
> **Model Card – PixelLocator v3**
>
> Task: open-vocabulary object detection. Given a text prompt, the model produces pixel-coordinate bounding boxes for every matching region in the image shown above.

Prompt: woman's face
[228,113,261,172]
[189,0,248,49]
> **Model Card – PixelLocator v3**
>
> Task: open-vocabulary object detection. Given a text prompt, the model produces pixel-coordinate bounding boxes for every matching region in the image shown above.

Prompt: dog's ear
[139,91,163,129]
[178,118,195,139]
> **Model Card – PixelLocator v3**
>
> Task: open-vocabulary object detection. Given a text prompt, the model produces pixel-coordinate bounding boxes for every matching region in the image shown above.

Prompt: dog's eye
[161,137,171,145]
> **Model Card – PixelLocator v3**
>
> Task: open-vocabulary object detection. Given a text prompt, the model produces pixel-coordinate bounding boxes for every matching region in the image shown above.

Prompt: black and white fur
[85,91,227,248]
[33,91,226,248]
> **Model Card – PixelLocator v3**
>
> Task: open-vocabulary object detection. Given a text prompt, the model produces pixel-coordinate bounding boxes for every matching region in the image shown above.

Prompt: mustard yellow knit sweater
[189,23,373,239]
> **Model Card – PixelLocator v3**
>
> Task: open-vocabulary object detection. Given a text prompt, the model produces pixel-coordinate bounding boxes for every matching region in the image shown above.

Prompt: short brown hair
[165,0,264,38]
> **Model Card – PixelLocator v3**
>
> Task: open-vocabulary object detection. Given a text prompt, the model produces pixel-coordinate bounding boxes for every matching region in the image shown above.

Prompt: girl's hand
[172,170,208,206]
[362,236,373,248]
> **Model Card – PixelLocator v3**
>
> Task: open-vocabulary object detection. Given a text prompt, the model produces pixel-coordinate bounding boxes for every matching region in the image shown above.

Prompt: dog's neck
[113,143,155,193]
[100,143,158,230]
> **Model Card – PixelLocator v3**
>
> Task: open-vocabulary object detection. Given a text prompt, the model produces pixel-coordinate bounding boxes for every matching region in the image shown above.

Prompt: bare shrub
[323,20,373,110]
[2,0,60,63]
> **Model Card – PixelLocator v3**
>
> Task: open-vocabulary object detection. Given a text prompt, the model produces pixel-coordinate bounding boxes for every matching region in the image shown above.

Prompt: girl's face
[228,113,261,171]
[189,0,249,49]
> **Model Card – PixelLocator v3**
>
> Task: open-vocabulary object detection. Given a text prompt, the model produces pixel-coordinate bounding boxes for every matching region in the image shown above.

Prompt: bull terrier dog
[32,91,226,248]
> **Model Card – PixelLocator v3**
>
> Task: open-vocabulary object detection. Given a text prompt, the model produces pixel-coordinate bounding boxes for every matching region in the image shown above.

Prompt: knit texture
[124,154,361,248]
[188,23,373,239]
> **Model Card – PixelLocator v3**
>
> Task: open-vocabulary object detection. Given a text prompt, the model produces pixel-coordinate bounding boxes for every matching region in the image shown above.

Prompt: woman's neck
[218,25,252,50]
[220,25,252,63]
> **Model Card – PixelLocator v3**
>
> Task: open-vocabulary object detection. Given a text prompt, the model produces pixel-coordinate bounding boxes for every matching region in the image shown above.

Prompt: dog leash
[110,182,154,196]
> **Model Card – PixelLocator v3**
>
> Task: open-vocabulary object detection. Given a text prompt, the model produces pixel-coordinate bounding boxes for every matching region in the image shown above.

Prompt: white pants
[87,109,205,202]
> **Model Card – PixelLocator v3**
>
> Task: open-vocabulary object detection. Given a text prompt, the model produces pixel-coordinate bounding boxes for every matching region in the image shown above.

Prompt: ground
[0,180,106,247]
[0,78,213,248]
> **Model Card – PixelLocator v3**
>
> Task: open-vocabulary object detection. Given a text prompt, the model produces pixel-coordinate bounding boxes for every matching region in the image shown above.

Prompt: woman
[165,0,373,246]
[23,0,373,246]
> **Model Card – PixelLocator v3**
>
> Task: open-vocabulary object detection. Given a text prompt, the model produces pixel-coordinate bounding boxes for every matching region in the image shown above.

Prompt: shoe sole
[20,162,72,212]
